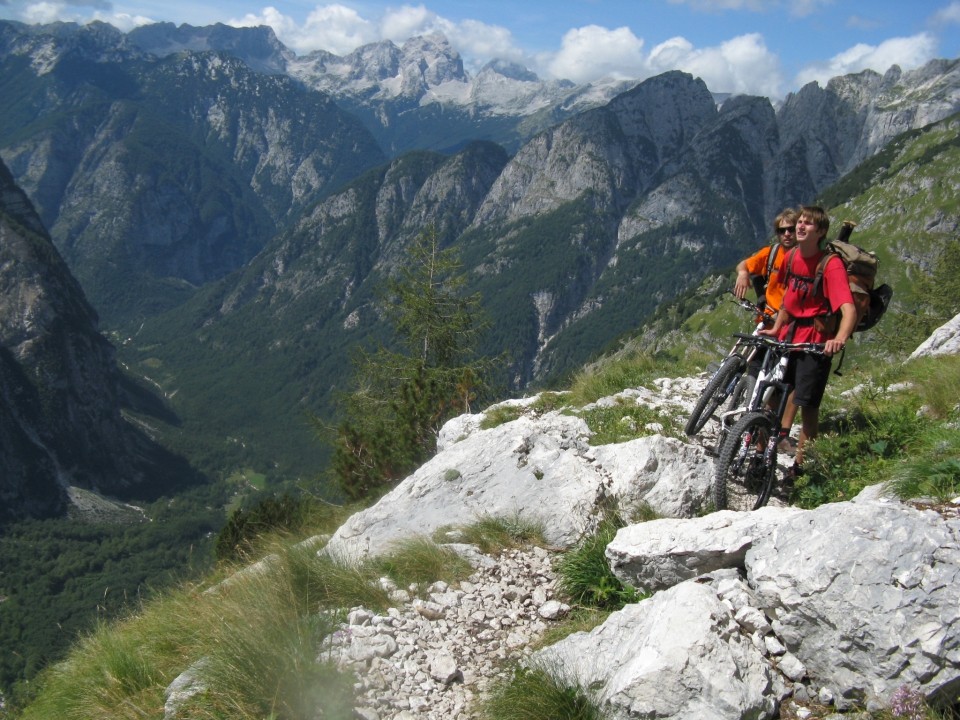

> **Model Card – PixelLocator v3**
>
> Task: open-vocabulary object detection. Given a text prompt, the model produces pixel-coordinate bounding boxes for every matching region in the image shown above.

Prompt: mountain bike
[683,295,773,437]
[713,333,825,511]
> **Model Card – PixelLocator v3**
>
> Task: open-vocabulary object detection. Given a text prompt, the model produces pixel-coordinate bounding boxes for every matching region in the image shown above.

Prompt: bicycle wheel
[726,370,756,413]
[685,355,747,436]
[713,411,778,511]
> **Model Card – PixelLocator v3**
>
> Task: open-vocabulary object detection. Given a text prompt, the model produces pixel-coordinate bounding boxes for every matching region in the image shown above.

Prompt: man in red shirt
[762,206,856,477]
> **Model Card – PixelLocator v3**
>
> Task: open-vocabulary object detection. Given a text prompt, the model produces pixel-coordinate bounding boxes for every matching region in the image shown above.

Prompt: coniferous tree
[332,227,496,500]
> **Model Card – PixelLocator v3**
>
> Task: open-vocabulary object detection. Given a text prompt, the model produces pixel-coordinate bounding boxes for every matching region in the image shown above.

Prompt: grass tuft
[436,513,547,554]
[372,536,474,588]
[556,508,642,610]
[567,351,660,407]
[479,664,605,720]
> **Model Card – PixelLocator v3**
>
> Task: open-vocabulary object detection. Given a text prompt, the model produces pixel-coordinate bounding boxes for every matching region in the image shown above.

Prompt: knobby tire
[685,355,746,436]
[714,411,778,511]
[727,371,757,413]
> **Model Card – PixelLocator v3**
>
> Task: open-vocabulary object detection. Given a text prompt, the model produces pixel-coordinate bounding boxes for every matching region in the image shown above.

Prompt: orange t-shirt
[742,243,787,314]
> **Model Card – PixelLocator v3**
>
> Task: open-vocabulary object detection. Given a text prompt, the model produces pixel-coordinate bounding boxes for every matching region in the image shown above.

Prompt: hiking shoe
[777,436,798,455]
[786,463,805,480]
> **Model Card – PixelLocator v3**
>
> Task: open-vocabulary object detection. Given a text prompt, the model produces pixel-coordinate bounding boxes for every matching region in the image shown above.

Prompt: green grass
[556,507,643,611]
[13,514,548,719]
[794,354,960,508]
[372,536,474,588]
[567,351,662,406]
[579,400,684,444]
[480,404,525,429]
[479,664,605,720]
[434,512,547,554]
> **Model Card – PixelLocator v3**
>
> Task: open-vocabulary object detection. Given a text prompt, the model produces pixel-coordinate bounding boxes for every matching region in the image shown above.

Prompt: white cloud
[545,25,646,84]
[932,1,960,24]
[545,27,782,96]
[379,4,438,42]
[377,5,524,68]
[650,32,783,96]
[91,11,154,31]
[12,1,151,30]
[231,4,377,56]
[794,33,938,88]
[444,19,525,67]
[21,1,70,24]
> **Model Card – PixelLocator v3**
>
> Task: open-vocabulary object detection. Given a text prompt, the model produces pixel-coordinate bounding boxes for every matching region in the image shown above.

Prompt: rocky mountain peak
[480,58,540,83]
[127,21,291,75]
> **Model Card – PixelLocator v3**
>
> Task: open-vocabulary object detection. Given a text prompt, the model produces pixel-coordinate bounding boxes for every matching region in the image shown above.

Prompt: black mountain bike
[712,333,825,511]
[684,295,772,437]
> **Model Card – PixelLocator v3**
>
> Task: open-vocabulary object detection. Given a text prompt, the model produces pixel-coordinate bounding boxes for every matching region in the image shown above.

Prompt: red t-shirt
[778,250,854,344]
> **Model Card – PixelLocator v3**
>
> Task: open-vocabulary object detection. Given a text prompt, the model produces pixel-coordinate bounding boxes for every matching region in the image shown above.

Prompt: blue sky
[2,0,959,98]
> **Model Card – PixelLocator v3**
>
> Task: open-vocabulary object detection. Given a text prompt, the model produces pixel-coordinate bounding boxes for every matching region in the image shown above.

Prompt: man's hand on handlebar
[823,337,847,356]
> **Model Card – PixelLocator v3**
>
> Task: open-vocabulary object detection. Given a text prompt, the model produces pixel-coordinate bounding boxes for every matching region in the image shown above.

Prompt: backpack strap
[765,241,781,280]
[783,247,835,328]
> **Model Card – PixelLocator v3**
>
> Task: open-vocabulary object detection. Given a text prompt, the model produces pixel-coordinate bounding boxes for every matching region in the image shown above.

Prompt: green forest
[0,483,228,699]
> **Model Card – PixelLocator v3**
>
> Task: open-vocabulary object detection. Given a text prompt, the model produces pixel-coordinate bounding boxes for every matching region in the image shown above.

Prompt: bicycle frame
[722,296,773,365]
[717,333,824,447]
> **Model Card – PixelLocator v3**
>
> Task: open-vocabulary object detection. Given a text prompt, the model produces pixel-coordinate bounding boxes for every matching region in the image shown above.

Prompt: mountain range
[0,18,959,493]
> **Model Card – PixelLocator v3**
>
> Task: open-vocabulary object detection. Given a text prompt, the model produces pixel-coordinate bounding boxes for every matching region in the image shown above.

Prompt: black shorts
[784,351,833,408]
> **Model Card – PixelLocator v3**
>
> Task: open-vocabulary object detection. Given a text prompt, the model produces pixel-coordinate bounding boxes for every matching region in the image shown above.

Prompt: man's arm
[733,260,751,299]
[823,302,856,356]
[760,306,789,337]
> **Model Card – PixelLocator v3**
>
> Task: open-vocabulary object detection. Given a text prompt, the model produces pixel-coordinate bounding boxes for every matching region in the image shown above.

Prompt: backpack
[784,221,893,333]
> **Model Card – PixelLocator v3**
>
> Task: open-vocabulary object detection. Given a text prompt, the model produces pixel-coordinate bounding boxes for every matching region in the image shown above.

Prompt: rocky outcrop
[312,365,959,719]
[910,312,960,358]
[323,380,715,563]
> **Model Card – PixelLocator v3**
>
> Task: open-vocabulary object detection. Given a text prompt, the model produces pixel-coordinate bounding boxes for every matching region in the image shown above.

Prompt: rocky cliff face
[0,159,194,522]
[0,20,385,323]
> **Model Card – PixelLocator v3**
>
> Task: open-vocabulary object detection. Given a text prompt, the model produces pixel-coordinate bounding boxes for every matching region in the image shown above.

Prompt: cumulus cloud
[231,4,377,56]
[649,32,783,96]
[794,33,939,88]
[539,25,782,96]
[545,25,646,84]
[11,1,152,30]
[228,3,524,66]
[377,5,525,68]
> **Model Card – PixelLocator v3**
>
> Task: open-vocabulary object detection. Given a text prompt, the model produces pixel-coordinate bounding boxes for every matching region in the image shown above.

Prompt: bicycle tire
[685,355,747,436]
[713,411,778,511]
[727,371,757,413]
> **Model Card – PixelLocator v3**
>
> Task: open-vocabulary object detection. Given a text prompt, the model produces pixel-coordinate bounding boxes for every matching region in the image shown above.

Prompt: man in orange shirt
[733,208,798,318]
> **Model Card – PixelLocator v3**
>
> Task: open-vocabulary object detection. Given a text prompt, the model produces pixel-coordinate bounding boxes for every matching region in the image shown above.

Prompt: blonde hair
[772,208,798,236]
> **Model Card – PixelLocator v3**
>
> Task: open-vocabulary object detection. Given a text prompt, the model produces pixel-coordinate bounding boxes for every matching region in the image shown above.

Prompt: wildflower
[889,684,926,720]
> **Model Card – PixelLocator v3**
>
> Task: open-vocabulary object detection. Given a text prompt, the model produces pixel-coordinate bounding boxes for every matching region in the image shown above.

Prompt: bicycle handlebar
[730,332,826,354]
[727,292,774,327]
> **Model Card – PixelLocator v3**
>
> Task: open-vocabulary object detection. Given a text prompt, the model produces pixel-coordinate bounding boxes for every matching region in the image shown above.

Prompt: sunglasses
[776,225,796,235]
